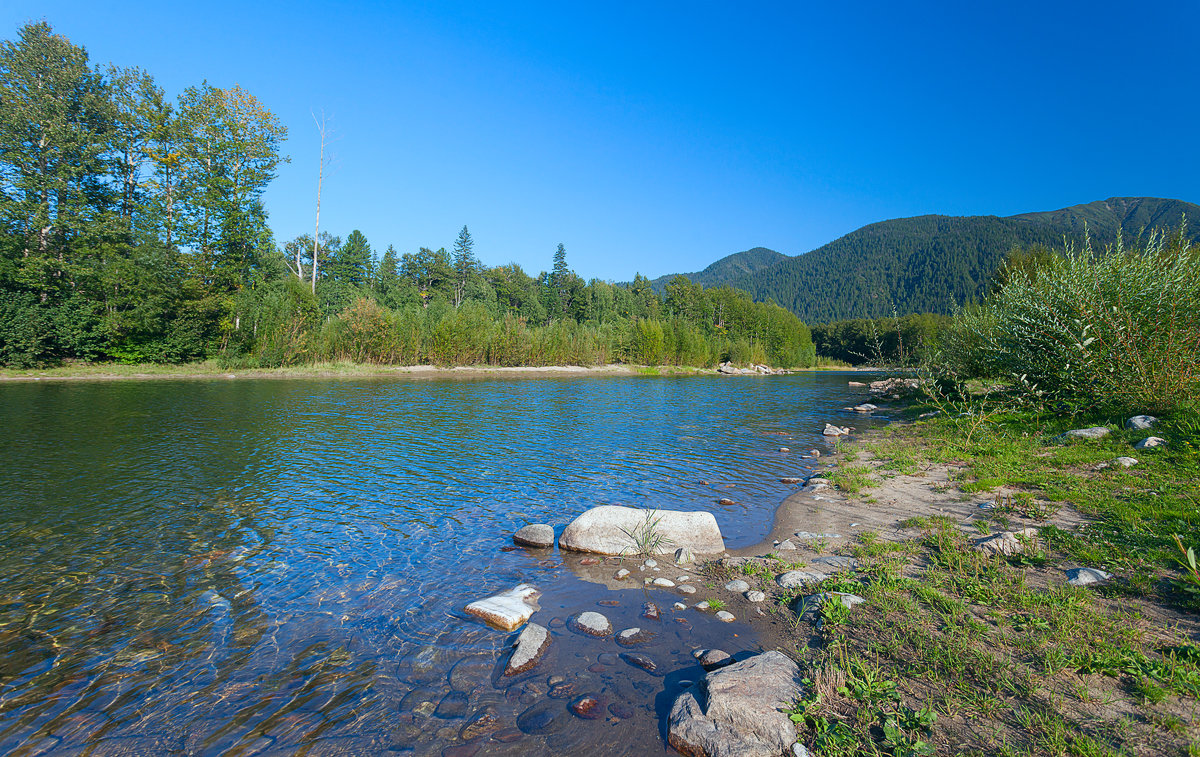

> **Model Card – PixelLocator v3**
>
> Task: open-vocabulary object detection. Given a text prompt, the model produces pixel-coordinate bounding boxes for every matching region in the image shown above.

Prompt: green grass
[827,464,874,494]
[784,406,1200,756]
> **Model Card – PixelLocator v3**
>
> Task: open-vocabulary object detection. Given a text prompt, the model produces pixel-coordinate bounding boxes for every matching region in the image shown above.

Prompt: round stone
[513,524,555,548]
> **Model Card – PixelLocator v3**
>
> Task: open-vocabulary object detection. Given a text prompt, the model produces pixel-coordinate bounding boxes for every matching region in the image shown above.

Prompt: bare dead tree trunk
[311,111,329,294]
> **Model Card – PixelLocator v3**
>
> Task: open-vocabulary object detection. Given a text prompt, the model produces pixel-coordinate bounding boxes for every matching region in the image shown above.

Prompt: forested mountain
[657,198,1200,323]
[646,246,787,291]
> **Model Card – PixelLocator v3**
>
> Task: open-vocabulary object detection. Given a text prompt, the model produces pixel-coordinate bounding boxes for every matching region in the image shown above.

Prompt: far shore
[0,360,864,383]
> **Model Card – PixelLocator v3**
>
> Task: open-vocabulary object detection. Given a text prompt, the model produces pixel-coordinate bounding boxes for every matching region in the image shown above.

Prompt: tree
[0,21,116,297]
[328,228,372,286]
[175,82,287,292]
[452,225,478,307]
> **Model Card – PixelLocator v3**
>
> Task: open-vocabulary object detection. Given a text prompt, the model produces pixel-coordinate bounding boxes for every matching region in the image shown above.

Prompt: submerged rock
[517,700,569,735]
[620,652,662,676]
[513,524,555,548]
[504,623,551,677]
[435,690,470,719]
[616,627,655,646]
[567,611,612,637]
[569,694,606,720]
[558,506,725,555]
[464,584,540,631]
[668,651,804,757]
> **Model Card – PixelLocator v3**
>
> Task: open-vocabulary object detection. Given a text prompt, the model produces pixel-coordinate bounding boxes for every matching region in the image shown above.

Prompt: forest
[0,22,815,370]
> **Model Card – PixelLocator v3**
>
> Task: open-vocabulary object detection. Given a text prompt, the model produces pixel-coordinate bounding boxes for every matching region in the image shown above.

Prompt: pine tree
[452,225,477,307]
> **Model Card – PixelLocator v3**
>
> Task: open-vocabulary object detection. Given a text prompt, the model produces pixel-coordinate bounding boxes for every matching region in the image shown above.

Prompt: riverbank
[0,360,860,383]
[695,399,1200,756]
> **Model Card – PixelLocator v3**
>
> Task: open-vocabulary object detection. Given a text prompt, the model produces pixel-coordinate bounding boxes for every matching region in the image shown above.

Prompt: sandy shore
[0,362,862,383]
[0,363,669,383]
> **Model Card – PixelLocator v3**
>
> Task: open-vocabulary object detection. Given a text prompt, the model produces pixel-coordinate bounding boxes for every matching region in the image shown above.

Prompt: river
[0,372,875,756]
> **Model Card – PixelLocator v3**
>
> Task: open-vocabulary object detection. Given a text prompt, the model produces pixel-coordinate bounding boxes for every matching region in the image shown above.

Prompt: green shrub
[942,229,1200,415]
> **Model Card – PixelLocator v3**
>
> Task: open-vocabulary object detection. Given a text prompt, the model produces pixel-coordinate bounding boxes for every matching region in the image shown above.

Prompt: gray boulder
[513,524,555,548]
[1066,567,1112,587]
[667,650,804,757]
[973,528,1038,557]
[559,506,725,555]
[1058,427,1110,441]
[1134,436,1167,450]
[812,555,858,572]
[796,592,865,616]
[503,623,551,676]
[724,579,750,593]
[776,570,829,589]
[1125,415,1158,430]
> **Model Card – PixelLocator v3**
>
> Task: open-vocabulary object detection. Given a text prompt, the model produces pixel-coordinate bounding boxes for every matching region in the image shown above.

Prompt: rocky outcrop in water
[558,506,725,555]
[667,650,803,757]
[513,523,555,548]
[463,584,541,631]
[503,623,551,676]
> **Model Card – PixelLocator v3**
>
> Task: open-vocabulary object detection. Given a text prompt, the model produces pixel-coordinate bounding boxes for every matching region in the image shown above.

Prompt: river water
[0,372,874,756]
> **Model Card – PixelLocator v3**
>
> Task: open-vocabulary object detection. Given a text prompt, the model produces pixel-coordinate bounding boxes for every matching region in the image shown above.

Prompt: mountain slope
[647,246,787,291]
[666,197,1200,323]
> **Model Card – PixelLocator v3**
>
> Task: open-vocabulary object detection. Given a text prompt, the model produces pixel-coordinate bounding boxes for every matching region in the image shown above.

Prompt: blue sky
[3,2,1198,280]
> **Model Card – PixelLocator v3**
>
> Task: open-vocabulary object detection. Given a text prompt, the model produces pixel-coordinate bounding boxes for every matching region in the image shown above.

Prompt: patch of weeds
[618,509,674,556]
[827,464,874,494]
[707,598,726,611]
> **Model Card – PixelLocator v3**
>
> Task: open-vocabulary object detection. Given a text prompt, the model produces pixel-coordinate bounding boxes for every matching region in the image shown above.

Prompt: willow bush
[942,230,1200,415]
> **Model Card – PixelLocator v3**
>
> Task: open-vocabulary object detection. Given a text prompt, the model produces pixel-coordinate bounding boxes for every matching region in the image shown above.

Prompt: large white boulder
[558,506,725,556]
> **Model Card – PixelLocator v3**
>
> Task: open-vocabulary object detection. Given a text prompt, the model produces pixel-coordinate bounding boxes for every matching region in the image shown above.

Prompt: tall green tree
[452,225,478,307]
[0,21,116,297]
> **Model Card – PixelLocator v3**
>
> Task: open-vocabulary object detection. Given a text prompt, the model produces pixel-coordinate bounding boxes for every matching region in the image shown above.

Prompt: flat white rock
[464,584,541,631]
[715,610,736,622]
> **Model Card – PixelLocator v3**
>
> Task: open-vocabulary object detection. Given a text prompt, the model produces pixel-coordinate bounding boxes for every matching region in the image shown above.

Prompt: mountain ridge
[648,197,1200,323]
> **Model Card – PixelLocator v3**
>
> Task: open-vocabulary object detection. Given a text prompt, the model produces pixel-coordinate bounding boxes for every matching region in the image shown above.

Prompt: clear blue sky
[4,1,1198,280]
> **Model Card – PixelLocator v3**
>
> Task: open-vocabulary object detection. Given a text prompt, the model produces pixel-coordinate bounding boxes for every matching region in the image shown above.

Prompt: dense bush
[941,230,1200,415]
[811,313,949,366]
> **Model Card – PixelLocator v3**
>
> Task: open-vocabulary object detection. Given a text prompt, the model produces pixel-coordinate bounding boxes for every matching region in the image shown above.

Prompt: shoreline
[0,361,863,384]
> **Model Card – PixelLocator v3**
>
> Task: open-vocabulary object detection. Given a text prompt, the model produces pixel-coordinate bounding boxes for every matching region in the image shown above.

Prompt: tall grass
[941,228,1200,415]
[252,296,807,370]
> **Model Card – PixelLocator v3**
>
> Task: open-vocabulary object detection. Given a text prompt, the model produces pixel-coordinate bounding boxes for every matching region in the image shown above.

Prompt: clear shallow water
[0,373,877,756]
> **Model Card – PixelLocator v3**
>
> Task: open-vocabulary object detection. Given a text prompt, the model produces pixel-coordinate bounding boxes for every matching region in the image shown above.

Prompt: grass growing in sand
[780,408,1200,756]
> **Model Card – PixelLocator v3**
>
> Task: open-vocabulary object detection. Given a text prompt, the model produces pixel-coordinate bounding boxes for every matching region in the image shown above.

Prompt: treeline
[231,235,815,367]
[0,22,814,369]
[811,313,950,366]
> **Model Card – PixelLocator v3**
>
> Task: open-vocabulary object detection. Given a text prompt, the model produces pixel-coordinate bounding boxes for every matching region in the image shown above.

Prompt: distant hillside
[647,246,787,291]
[654,197,1200,323]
